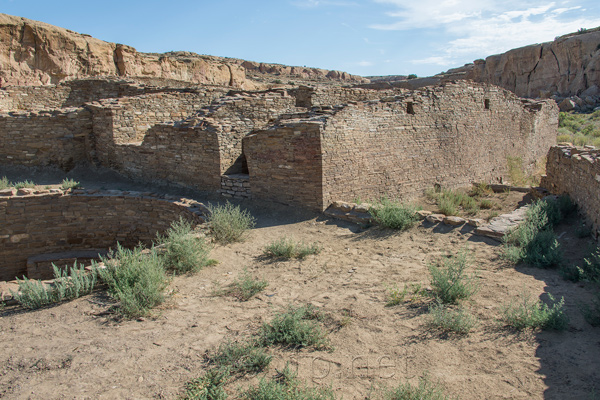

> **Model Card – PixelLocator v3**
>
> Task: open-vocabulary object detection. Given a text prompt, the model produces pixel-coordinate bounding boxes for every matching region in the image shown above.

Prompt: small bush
[264,237,320,259]
[478,199,494,209]
[11,263,98,309]
[470,182,493,197]
[370,198,420,230]
[385,283,425,306]
[260,304,329,350]
[581,293,600,327]
[14,180,35,189]
[428,250,478,304]
[437,196,458,216]
[500,291,569,331]
[382,375,456,400]
[428,302,477,335]
[208,339,271,375]
[182,368,229,400]
[0,176,10,189]
[556,133,573,143]
[241,364,335,400]
[60,178,80,190]
[563,248,600,283]
[157,217,212,274]
[523,230,562,268]
[221,269,268,301]
[207,202,256,244]
[98,244,168,318]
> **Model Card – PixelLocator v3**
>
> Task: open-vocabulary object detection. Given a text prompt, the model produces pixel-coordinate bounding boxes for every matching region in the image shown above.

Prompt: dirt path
[1,184,600,399]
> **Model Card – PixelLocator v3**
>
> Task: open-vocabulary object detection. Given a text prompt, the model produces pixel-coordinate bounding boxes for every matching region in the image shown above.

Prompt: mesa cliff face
[0,14,366,88]
[442,28,600,99]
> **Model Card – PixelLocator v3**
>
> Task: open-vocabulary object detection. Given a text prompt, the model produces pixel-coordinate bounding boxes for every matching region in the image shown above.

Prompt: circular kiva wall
[0,188,207,281]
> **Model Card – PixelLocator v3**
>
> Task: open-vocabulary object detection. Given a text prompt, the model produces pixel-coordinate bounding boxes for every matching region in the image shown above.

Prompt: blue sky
[2,0,600,77]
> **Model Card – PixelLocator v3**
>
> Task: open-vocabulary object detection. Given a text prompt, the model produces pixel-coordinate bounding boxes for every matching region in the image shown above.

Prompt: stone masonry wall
[320,82,557,208]
[0,189,205,281]
[542,145,600,237]
[0,107,92,169]
[244,123,324,209]
[244,82,557,211]
[291,86,403,108]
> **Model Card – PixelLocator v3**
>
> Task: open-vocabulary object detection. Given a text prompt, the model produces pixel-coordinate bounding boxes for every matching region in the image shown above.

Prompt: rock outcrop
[443,27,600,99]
[0,14,366,88]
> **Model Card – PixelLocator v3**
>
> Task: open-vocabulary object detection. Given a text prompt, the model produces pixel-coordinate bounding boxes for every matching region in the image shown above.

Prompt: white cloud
[291,0,358,8]
[358,60,374,66]
[369,0,600,66]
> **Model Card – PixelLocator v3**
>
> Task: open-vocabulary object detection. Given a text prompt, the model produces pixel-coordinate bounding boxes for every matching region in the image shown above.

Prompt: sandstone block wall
[245,123,324,208]
[0,107,91,169]
[245,82,557,211]
[542,145,600,237]
[0,189,205,281]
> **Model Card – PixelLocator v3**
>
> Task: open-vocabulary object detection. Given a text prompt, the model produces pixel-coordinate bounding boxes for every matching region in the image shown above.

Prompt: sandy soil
[1,172,600,399]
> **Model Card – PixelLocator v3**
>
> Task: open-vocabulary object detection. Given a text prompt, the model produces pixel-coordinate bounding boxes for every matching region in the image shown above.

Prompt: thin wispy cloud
[370,0,600,67]
[291,0,359,8]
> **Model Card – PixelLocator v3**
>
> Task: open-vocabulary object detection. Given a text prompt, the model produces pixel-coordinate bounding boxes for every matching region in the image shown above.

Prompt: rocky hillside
[0,14,366,88]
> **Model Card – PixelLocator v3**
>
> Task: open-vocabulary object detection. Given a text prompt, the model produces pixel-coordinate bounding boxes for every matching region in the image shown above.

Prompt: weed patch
[385,283,425,306]
[260,304,330,350]
[264,237,320,259]
[428,250,478,304]
[207,339,271,375]
[220,269,268,301]
[370,198,420,230]
[14,180,35,189]
[11,263,98,309]
[207,202,256,244]
[97,245,168,318]
[428,302,477,335]
[157,217,212,274]
[500,291,569,331]
[182,368,229,400]
[380,375,456,400]
[60,178,80,190]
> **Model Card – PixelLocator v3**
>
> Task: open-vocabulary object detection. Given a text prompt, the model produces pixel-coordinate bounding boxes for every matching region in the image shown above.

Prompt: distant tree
[407,74,418,80]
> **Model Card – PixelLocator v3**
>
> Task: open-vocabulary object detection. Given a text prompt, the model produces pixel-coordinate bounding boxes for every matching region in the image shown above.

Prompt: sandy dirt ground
[1,168,600,399]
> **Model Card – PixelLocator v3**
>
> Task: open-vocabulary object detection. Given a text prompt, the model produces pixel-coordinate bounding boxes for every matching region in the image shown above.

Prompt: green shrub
[562,247,600,283]
[556,133,573,143]
[523,230,562,268]
[581,293,600,327]
[208,339,271,374]
[470,182,493,197]
[478,199,494,209]
[428,250,478,304]
[241,364,335,400]
[428,302,477,335]
[221,269,268,301]
[11,263,98,309]
[14,180,35,189]
[182,368,229,400]
[500,291,569,331]
[385,283,425,306]
[60,178,80,190]
[260,304,329,350]
[207,202,256,244]
[156,217,212,274]
[382,375,456,400]
[98,244,168,318]
[370,198,420,230]
[437,196,458,216]
[0,176,10,190]
[263,237,320,259]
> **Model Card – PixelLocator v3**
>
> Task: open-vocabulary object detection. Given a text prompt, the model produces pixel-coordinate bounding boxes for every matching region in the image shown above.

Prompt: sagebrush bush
[14,180,35,189]
[385,283,425,306]
[98,244,168,318]
[241,364,335,400]
[382,375,456,400]
[208,339,271,375]
[500,291,569,331]
[260,304,329,350]
[60,178,80,190]
[370,198,420,230]
[182,368,229,400]
[428,302,477,335]
[523,230,562,268]
[263,237,320,259]
[207,202,256,244]
[11,263,98,309]
[562,247,600,283]
[157,217,212,274]
[0,176,10,190]
[221,269,268,301]
[428,250,478,304]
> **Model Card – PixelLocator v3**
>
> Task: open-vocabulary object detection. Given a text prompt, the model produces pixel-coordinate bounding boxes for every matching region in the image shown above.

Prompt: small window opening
[406,102,415,115]
[484,99,490,110]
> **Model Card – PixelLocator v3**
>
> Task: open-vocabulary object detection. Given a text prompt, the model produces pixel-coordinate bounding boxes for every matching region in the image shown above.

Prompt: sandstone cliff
[0,14,366,88]
[442,27,600,99]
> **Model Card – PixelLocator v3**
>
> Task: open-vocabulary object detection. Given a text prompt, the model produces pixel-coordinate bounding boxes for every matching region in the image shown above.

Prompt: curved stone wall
[0,188,207,281]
